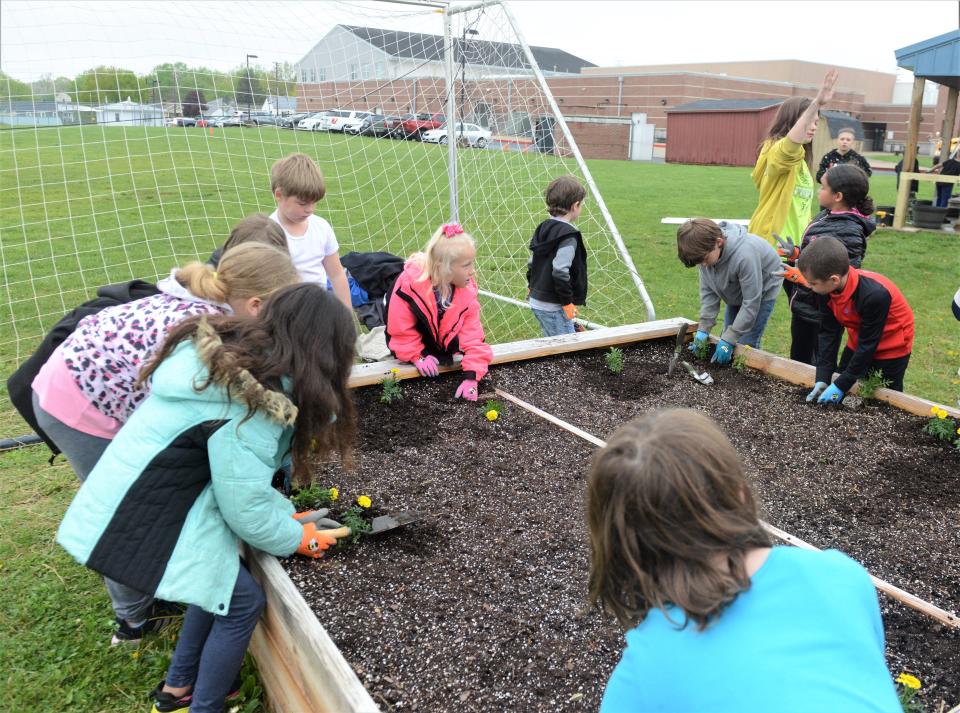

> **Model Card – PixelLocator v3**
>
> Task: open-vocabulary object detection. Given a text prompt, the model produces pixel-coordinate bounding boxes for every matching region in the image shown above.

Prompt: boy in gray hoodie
[677,218,783,364]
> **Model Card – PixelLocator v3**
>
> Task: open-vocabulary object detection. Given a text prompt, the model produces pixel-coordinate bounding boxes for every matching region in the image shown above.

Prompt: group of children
[676,68,915,407]
[13,121,926,710]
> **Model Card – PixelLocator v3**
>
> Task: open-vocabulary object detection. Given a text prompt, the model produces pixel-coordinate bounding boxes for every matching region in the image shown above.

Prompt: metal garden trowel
[297,509,422,537]
[666,324,714,385]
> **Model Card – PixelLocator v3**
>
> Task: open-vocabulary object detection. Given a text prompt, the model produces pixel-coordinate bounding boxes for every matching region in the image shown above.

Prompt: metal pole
[443,10,458,222]
[499,0,656,321]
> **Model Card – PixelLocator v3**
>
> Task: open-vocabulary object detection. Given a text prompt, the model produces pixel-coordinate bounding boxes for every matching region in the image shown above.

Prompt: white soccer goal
[0,0,655,384]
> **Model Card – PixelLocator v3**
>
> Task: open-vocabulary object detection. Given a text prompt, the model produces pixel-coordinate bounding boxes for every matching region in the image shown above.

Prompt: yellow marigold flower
[329,487,339,501]
[486,409,499,421]
[931,406,939,415]
[357,495,372,509]
[956,427,960,436]
[895,673,921,690]
[937,409,948,420]
[390,367,400,376]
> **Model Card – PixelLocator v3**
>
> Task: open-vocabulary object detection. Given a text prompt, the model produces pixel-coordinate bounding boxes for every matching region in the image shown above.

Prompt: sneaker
[149,681,191,713]
[111,600,183,646]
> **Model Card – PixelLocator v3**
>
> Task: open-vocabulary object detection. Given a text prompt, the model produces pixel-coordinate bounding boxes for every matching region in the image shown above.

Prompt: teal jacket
[57,322,303,614]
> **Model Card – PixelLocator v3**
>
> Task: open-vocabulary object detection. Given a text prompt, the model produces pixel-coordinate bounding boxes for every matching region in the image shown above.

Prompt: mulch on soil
[283,337,959,711]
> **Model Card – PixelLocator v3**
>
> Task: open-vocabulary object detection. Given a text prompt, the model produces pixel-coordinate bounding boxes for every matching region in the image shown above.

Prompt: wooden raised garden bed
[246,319,960,711]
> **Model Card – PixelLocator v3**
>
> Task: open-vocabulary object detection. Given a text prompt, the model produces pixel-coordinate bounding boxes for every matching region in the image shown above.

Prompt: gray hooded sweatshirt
[698,222,783,343]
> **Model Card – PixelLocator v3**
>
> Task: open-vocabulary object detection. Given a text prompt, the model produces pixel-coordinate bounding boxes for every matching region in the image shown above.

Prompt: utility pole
[246,53,258,120]
[459,27,478,143]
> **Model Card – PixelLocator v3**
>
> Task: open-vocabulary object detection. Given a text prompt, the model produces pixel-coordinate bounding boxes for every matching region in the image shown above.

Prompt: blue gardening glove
[710,339,735,365]
[688,330,709,353]
[816,383,845,404]
[806,382,828,402]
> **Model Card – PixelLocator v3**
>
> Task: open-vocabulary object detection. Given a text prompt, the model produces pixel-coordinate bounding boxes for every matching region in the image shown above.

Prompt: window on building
[114,113,121,123]
[318,68,326,82]
[301,68,307,82]
[350,64,358,81]
[362,64,371,80]
[375,62,385,79]
[310,68,316,82]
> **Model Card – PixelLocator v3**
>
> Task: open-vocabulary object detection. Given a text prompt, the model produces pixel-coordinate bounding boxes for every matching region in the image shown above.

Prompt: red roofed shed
[665,98,784,167]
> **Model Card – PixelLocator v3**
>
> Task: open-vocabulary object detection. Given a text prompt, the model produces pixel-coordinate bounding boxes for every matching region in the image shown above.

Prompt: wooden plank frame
[246,318,959,712]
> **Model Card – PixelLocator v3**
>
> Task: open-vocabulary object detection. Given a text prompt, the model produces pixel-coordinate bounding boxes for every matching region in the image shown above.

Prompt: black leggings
[837,347,911,392]
[790,315,819,365]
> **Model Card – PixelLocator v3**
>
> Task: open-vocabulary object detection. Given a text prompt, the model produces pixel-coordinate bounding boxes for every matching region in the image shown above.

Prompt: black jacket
[816,149,872,183]
[788,210,875,324]
[340,251,405,299]
[526,219,587,305]
[7,279,160,455]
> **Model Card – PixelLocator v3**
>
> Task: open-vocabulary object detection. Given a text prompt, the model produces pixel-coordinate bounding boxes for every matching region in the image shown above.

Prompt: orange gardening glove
[297,522,338,559]
[773,233,800,261]
[774,265,810,288]
[562,303,578,320]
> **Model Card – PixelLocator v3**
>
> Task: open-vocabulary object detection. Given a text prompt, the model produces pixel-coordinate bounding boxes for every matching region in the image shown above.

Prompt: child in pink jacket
[386,223,493,401]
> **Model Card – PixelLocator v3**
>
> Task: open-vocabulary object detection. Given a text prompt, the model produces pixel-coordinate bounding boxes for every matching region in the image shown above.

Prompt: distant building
[95,98,164,127]
[296,24,594,85]
[0,99,95,127]
[261,95,297,115]
[205,97,239,118]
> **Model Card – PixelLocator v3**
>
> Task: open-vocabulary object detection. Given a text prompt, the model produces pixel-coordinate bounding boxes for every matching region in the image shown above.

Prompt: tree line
[1,62,297,115]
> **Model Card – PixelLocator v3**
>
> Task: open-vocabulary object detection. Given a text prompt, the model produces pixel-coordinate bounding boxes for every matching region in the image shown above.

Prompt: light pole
[245,53,258,120]
[459,28,478,143]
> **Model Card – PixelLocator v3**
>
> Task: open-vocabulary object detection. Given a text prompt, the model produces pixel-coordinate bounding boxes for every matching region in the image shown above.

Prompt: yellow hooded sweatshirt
[748,136,814,245]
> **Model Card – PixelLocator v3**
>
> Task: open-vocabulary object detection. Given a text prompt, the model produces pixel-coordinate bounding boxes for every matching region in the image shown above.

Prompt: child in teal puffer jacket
[57,283,358,713]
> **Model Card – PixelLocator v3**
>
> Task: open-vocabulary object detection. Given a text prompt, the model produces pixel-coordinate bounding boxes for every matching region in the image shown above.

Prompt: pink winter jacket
[386,260,493,381]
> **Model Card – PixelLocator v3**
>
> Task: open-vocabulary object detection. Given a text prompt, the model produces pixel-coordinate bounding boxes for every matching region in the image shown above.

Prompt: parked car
[320,110,372,133]
[386,114,414,138]
[297,112,330,130]
[361,115,402,137]
[166,117,197,127]
[399,113,446,140]
[421,122,492,148]
[247,113,280,126]
[349,114,385,136]
[212,116,247,128]
[278,112,309,129]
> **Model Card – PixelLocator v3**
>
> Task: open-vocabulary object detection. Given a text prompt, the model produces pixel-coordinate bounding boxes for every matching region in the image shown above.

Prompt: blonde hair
[270,153,325,202]
[411,224,476,304]
[176,242,300,305]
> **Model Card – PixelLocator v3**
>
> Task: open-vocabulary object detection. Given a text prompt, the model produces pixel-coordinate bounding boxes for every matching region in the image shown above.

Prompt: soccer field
[1,125,957,416]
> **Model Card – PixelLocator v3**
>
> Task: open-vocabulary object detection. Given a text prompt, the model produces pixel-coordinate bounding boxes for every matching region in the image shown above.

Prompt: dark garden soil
[283,337,960,711]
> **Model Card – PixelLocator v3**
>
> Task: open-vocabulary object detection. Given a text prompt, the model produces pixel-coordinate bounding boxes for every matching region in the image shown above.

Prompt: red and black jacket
[816,268,914,392]
[386,260,492,381]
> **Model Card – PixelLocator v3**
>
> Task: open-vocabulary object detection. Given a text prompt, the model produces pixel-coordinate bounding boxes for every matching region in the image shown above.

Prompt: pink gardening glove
[415,355,440,377]
[455,378,479,401]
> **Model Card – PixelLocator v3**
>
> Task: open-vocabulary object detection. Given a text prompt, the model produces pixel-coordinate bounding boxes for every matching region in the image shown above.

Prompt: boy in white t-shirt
[269,153,352,310]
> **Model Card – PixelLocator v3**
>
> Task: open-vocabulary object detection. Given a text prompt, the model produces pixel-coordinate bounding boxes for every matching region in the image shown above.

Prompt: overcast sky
[1,0,957,82]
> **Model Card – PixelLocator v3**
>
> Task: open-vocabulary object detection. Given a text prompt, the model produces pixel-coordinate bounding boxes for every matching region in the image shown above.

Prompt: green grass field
[1,127,958,711]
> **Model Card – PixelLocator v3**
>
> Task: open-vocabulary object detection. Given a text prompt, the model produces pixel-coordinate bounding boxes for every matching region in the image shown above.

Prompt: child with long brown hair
[587,409,900,712]
[386,223,493,400]
[57,283,357,713]
[748,69,838,245]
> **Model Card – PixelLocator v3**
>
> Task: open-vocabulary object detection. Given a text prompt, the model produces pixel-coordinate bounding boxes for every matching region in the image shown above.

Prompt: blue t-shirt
[600,547,901,713]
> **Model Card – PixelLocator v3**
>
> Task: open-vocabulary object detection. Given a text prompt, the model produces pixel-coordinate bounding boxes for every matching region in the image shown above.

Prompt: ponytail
[824,164,874,216]
[175,242,300,304]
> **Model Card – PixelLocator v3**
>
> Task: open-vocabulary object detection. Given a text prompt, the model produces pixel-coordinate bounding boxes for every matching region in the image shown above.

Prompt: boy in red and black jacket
[797,236,914,404]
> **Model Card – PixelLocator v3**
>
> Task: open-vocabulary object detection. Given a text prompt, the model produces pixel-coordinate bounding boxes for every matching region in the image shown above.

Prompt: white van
[320,110,372,133]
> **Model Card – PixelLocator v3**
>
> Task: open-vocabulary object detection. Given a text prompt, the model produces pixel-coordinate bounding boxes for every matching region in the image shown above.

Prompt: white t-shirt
[269,210,339,286]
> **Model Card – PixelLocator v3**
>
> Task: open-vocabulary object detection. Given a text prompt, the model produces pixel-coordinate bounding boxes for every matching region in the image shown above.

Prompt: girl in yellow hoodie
[749,70,839,245]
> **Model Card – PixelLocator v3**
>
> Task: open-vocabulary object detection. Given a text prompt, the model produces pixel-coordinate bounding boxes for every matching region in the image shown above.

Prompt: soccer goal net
[0,0,654,384]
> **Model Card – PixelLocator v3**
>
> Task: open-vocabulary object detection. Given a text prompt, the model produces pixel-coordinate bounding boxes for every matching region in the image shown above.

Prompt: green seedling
[290,484,337,511]
[857,369,891,400]
[380,370,403,404]
[605,347,624,375]
[339,506,373,545]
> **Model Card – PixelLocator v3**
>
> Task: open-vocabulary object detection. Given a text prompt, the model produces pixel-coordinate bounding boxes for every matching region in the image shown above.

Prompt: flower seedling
[691,338,710,361]
[923,406,960,447]
[605,347,624,375]
[340,505,374,545]
[380,368,403,404]
[732,346,750,372]
[290,483,338,510]
[483,399,504,422]
[894,672,923,713]
[857,369,891,400]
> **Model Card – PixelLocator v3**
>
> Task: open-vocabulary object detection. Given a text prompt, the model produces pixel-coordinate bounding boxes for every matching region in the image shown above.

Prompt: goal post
[0,0,657,413]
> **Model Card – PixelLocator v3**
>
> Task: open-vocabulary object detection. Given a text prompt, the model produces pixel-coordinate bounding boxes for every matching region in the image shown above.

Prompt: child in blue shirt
[587,408,901,713]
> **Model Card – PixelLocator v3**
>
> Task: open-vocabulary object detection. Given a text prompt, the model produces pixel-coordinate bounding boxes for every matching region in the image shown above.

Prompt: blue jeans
[935,182,953,208]
[32,393,155,623]
[722,298,778,349]
[166,562,265,713]
[532,308,575,337]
